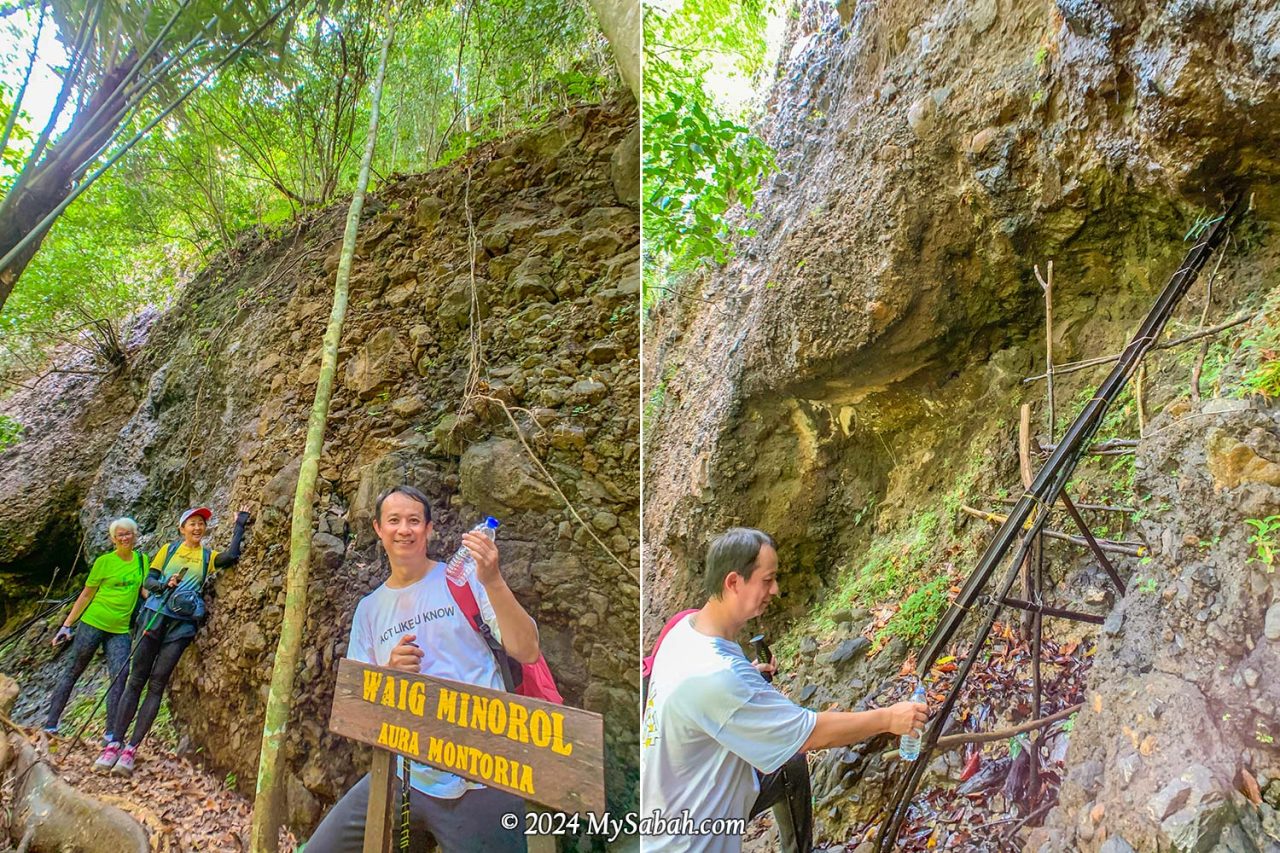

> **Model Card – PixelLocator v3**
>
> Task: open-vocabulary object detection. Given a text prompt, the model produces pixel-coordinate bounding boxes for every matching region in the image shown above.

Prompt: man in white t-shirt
[640,528,928,853]
[308,485,541,853]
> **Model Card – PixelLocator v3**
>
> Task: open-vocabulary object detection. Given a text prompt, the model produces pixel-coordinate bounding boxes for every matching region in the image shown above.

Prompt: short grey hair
[704,528,776,599]
[108,517,139,539]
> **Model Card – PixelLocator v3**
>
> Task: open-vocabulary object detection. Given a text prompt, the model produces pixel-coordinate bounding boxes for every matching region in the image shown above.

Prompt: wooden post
[364,749,396,853]
[1035,262,1055,438]
[1017,405,1036,640]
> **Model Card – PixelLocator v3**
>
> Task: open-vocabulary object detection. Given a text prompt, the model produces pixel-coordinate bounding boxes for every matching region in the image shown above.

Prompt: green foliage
[642,0,776,303]
[1246,515,1280,571]
[1,1,617,376]
[0,414,20,451]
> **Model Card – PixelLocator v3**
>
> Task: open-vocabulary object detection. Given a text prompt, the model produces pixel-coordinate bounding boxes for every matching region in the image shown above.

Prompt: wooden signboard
[329,658,606,816]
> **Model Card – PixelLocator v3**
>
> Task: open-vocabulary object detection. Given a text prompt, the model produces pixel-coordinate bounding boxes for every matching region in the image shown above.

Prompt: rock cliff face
[643,0,1279,848]
[0,97,639,832]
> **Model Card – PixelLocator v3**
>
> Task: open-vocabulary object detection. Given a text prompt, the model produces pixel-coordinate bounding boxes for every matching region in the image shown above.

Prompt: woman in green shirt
[44,517,148,742]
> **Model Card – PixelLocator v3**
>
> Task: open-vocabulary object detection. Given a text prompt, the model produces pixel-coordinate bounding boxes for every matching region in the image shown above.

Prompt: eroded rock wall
[0,97,640,831]
[643,0,1280,629]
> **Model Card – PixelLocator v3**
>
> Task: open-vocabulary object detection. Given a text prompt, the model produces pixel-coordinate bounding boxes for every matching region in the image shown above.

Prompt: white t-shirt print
[640,615,817,853]
[346,563,505,798]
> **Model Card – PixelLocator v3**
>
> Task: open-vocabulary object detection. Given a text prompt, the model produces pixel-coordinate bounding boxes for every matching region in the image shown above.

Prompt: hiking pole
[751,634,774,683]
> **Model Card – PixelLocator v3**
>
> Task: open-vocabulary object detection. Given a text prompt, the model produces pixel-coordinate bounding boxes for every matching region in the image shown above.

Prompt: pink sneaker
[94,742,122,772]
[111,744,137,776]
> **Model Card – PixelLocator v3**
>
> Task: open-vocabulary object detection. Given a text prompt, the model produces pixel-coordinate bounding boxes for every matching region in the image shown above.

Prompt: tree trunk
[248,18,397,852]
[0,55,138,310]
[586,0,639,101]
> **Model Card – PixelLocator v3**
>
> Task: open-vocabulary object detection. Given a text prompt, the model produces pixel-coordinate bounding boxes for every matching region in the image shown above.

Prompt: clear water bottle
[899,680,928,761]
[445,517,500,585]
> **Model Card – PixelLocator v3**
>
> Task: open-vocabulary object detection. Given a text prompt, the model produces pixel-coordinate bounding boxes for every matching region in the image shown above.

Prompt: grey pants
[45,623,131,738]
[305,773,527,853]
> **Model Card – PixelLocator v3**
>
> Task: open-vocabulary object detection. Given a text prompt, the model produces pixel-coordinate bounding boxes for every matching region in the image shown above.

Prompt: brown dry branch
[881,703,1082,761]
[1022,312,1253,384]
[961,505,1146,556]
[468,393,637,583]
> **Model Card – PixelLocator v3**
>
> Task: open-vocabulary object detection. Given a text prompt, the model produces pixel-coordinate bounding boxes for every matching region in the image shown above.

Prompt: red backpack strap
[446,579,518,692]
[446,577,483,629]
[641,608,699,678]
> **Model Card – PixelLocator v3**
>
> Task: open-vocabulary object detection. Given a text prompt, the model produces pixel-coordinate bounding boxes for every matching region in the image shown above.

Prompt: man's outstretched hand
[884,700,929,737]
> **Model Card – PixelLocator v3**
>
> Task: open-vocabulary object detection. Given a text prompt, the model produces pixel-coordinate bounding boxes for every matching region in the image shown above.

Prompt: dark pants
[305,773,528,853]
[751,753,813,853]
[112,621,193,747]
[45,624,131,736]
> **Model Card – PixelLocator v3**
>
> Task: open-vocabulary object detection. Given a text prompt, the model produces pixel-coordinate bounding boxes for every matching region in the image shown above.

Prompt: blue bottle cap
[485,517,500,529]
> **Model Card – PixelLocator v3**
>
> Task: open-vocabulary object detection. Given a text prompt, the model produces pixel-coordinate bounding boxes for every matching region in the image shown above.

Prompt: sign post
[330,659,606,850]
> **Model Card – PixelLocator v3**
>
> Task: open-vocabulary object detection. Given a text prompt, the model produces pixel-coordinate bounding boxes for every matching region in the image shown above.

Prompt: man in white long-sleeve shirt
[641,528,928,853]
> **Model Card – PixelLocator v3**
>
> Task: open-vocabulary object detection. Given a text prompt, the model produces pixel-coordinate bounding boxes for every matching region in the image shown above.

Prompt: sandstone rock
[344,328,404,399]
[459,439,558,514]
[586,341,619,363]
[610,125,639,208]
[968,0,998,33]
[1206,428,1280,491]
[390,395,424,418]
[311,531,346,571]
[1098,837,1136,853]
[570,378,608,403]
[414,196,445,230]
[970,127,999,155]
[580,228,624,259]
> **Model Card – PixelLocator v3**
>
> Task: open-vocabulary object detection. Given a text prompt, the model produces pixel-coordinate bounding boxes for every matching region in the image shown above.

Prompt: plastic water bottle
[899,681,928,761]
[445,517,500,585]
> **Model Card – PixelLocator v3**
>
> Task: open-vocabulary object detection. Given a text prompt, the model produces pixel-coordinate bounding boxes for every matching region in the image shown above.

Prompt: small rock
[1243,668,1260,688]
[590,512,618,532]
[906,95,936,137]
[799,636,819,655]
[1118,752,1141,786]
[1149,777,1193,822]
[798,684,818,703]
[390,396,424,418]
[1264,603,1280,641]
[1103,608,1125,637]
[826,637,871,665]
[1202,399,1253,415]
[1098,838,1136,853]
[969,127,999,155]
[1083,586,1107,605]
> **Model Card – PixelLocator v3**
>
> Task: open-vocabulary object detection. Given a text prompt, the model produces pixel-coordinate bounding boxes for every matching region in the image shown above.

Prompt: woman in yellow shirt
[45,517,147,743]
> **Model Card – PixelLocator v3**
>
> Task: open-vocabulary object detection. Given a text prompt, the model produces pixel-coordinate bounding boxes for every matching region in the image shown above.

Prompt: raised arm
[466,532,540,664]
[212,509,251,568]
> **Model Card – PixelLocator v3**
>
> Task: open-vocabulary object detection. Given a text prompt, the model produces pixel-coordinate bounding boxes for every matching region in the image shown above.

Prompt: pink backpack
[641,609,698,704]
[448,580,564,705]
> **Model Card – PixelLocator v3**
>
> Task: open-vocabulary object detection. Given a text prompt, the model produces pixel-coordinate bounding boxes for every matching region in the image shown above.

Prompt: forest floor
[0,726,301,852]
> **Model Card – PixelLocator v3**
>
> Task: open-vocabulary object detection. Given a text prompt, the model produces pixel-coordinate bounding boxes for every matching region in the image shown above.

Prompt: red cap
[179,507,212,526]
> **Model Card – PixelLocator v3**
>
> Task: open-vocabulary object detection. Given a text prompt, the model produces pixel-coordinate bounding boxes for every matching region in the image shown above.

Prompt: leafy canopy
[642,0,776,306]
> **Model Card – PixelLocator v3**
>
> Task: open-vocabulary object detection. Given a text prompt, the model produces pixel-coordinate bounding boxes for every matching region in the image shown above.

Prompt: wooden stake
[364,750,396,853]
[1035,262,1055,438]
[1017,405,1035,640]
